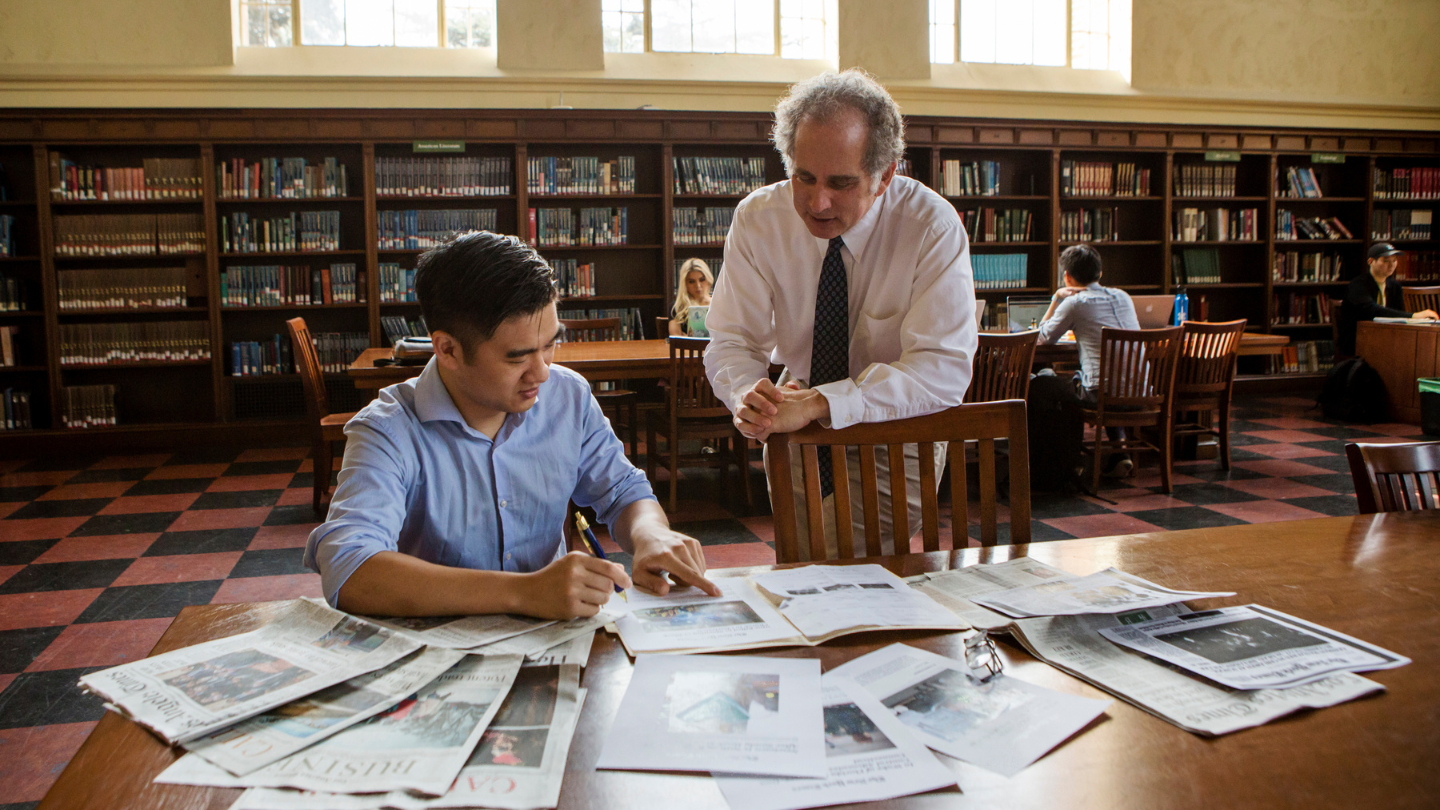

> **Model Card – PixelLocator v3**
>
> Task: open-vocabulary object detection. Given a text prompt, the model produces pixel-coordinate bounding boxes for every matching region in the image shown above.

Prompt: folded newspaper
[362,612,554,650]
[81,599,423,744]
[969,567,1234,618]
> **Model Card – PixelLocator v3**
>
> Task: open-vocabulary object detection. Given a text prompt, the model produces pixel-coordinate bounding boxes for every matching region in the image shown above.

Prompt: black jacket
[1337,273,1410,355]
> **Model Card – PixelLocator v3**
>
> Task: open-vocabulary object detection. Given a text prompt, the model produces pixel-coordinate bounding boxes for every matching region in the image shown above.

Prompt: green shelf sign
[413,140,465,154]
[1204,151,1241,162]
[1311,153,1345,164]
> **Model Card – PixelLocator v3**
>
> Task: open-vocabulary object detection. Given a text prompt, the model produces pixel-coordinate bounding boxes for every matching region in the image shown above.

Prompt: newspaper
[478,612,615,659]
[910,558,1077,630]
[524,631,594,667]
[715,675,958,810]
[365,613,554,650]
[749,564,966,639]
[612,578,798,654]
[829,643,1111,777]
[1009,606,1387,736]
[970,567,1234,618]
[1096,604,1410,690]
[597,653,827,777]
[80,599,423,744]
[182,647,468,776]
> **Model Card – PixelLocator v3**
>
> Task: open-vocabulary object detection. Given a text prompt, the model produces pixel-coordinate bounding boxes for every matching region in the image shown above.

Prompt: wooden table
[348,340,675,397]
[1357,320,1440,425]
[42,512,1440,809]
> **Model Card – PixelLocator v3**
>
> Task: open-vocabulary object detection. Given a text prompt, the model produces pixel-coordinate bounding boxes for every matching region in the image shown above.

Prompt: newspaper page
[829,643,1111,777]
[1009,606,1386,736]
[715,675,958,810]
[1096,604,1410,690]
[971,567,1234,618]
[597,653,827,777]
[524,631,594,667]
[365,613,554,650]
[181,647,467,776]
[911,558,1078,630]
[749,564,966,639]
[80,599,423,744]
[612,578,799,654]
[478,612,615,659]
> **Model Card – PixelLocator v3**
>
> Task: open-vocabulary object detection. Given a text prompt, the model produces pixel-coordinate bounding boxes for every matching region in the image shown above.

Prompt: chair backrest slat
[977,438,998,546]
[859,445,882,556]
[286,317,330,421]
[1402,285,1440,315]
[800,445,827,560]
[560,317,621,343]
[1176,320,1245,401]
[1345,441,1440,514]
[949,444,969,542]
[1097,326,1183,414]
[888,443,908,547]
[966,331,1039,403]
[918,441,940,552]
[831,447,856,559]
[666,337,728,418]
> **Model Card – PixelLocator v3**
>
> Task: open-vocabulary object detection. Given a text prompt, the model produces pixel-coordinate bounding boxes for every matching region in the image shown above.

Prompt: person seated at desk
[669,257,714,336]
[306,231,718,620]
[1337,242,1439,356]
[1037,244,1141,478]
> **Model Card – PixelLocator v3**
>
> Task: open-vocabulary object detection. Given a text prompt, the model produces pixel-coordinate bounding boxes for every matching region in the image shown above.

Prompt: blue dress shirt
[304,357,655,607]
[1037,282,1140,391]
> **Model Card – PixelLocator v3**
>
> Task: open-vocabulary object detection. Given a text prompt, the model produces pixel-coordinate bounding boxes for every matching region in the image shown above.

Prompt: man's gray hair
[772,69,906,180]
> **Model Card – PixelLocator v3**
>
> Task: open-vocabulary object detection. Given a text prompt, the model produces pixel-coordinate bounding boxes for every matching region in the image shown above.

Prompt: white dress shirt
[704,175,977,429]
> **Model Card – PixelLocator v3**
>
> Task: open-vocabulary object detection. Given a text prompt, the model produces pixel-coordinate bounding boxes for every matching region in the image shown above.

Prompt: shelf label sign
[1311,153,1345,164]
[413,141,465,153]
[1204,151,1241,162]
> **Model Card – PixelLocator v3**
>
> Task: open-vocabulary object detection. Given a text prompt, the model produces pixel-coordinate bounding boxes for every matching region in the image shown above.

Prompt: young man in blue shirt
[306,231,718,620]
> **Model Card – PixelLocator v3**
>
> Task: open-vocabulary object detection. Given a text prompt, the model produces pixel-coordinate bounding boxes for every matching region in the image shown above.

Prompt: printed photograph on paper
[160,650,316,712]
[883,669,1033,743]
[312,617,388,653]
[1155,617,1328,664]
[1033,581,1154,610]
[382,616,461,631]
[664,671,780,735]
[490,666,560,728]
[473,727,550,768]
[338,686,501,750]
[824,702,895,757]
[632,601,766,632]
[253,682,392,741]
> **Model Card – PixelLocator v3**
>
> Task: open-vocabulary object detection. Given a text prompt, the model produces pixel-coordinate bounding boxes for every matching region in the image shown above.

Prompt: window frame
[602,0,834,60]
[239,0,496,49]
[930,0,1129,72]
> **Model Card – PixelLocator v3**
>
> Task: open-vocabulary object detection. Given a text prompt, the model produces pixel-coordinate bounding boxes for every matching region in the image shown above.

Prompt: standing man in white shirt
[704,70,978,557]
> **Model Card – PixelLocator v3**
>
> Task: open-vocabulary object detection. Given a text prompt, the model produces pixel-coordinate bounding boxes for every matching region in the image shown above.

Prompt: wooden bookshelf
[0,109,1436,451]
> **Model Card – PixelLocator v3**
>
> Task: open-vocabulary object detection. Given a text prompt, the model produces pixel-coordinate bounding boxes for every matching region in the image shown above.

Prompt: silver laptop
[1132,294,1177,329]
[1005,297,1050,333]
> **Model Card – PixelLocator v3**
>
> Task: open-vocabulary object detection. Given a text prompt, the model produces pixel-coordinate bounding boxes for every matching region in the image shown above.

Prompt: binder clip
[963,630,1003,683]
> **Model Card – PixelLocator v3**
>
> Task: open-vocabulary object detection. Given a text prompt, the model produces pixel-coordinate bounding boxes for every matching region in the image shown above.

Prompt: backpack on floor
[1317,357,1388,424]
[1026,372,1086,492]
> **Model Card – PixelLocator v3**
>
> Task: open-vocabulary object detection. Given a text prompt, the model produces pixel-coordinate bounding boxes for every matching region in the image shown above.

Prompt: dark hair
[415,231,558,357]
[1059,244,1103,285]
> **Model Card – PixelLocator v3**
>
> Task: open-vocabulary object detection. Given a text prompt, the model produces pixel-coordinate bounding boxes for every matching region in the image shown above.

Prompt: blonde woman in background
[669,258,715,336]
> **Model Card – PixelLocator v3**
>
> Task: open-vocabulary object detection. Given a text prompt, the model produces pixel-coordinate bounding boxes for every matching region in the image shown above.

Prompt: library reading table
[40,512,1439,810]
[1356,320,1439,425]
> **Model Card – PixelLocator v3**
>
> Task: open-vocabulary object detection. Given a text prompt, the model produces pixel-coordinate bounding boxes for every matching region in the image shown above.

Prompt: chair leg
[668,431,680,514]
[646,419,657,482]
[1218,404,1232,471]
[735,432,754,509]
[1159,414,1174,494]
[1091,422,1104,494]
[312,438,332,517]
[626,399,638,461]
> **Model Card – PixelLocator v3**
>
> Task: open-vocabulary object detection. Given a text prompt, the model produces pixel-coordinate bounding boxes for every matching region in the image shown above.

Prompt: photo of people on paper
[489,665,560,728]
[631,600,766,631]
[823,701,895,757]
[338,685,500,750]
[664,671,780,735]
[161,649,316,712]
[883,668,1033,743]
[1156,616,1328,664]
[255,681,392,740]
[474,727,549,768]
[312,617,388,653]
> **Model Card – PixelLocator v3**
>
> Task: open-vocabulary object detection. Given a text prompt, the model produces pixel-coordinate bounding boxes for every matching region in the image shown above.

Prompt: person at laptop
[1337,242,1438,356]
[306,231,719,621]
[669,258,714,336]
[1037,244,1140,478]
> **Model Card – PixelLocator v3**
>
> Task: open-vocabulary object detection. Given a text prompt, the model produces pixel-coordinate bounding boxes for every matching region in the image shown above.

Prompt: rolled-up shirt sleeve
[704,199,776,415]
[571,388,656,527]
[1038,297,1076,345]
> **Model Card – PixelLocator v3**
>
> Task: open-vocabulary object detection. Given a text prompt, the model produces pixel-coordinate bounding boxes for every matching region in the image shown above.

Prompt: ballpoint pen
[574,511,626,598]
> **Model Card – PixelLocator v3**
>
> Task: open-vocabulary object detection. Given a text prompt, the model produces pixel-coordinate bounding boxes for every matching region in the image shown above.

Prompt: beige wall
[0,0,1436,132]
[497,0,604,71]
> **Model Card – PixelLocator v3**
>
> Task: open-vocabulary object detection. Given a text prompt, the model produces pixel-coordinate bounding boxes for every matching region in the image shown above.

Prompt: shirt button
[505,553,513,561]
[499,499,507,508]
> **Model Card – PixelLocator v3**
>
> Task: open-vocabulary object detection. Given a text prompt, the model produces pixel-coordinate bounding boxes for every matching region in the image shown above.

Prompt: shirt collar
[413,357,530,437]
[1087,282,1104,290]
[834,176,889,260]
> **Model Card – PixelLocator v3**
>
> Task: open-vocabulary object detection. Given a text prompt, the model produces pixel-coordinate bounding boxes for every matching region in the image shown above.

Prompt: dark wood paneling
[0,119,38,139]
[1059,130,1093,146]
[206,119,255,139]
[1343,137,1372,152]
[525,119,565,139]
[152,120,201,140]
[936,126,975,144]
[617,120,663,140]
[1097,130,1130,147]
[1019,129,1053,145]
[313,118,362,139]
[1135,132,1167,148]
[978,128,1014,144]
[1376,138,1404,152]
[414,119,464,139]
[43,120,91,139]
[669,121,709,140]
[566,119,615,139]
[1172,133,1203,148]
[713,121,760,140]
[1275,135,1306,150]
[1406,139,1436,152]
[362,119,414,138]
[1207,133,1238,149]
[1241,134,1272,150]
[255,119,309,139]
[1310,136,1340,151]
[906,124,933,144]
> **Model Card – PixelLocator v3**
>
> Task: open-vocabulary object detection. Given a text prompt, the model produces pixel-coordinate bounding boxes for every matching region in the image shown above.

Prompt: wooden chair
[765,401,1030,562]
[965,330,1039,403]
[655,315,673,338]
[1082,326,1183,494]
[560,317,638,458]
[286,317,357,516]
[1345,441,1440,513]
[1173,319,1246,470]
[646,336,753,513]
[1402,286,1440,314]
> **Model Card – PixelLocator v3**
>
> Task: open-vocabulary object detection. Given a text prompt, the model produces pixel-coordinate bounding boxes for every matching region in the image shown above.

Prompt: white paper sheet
[612,578,797,654]
[476,612,615,659]
[364,613,554,650]
[971,567,1234,618]
[751,564,965,639]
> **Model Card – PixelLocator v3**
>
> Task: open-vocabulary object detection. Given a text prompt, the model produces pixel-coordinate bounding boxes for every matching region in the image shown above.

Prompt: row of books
[59,267,187,310]
[220,263,363,307]
[1278,166,1324,199]
[672,207,733,245]
[0,325,21,366]
[557,307,644,340]
[380,316,426,346]
[58,321,211,365]
[1281,340,1336,374]
[53,214,205,256]
[49,154,202,200]
[2,388,33,430]
[377,209,497,250]
[529,207,628,247]
[1171,248,1223,285]
[230,336,293,376]
[1061,161,1151,197]
[1273,293,1333,325]
[62,384,114,428]
[972,254,1030,289]
[1058,207,1118,243]
[310,332,369,372]
[527,156,636,196]
[1273,251,1344,283]
[376,156,512,198]
[1373,167,1439,200]
[671,156,767,196]
[1395,251,1440,281]
[0,215,15,257]
[551,258,597,299]
[1173,164,1239,198]
[220,211,342,253]
[377,263,417,303]
[940,160,1002,197]
[978,300,1011,333]
[1276,210,1354,241]
[0,273,26,311]
[217,157,349,200]
[1173,207,1259,242]
[960,208,1034,242]
[1370,209,1433,241]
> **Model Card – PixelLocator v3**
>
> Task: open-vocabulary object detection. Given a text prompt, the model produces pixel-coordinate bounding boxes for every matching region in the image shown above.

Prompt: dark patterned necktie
[810,236,848,497]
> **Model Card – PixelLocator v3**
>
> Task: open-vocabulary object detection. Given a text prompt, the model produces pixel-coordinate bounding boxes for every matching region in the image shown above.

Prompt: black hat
[1368,242,1402,260]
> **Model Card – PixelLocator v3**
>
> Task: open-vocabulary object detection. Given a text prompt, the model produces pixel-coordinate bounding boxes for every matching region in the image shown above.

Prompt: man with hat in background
[1336,242,1438,356]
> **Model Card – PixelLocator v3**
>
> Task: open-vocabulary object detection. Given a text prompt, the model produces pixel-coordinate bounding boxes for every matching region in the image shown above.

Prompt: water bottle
[1180,289,1190,323]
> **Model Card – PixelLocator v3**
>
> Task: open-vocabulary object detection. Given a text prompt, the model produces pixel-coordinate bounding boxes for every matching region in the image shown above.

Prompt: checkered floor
[0,395,1424,807]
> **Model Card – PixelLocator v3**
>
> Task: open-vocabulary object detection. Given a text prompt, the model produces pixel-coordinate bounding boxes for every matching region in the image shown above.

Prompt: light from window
[300,0,437,47]
[959,0,1065,66]
[1071,0,1130,75]
[241,0,293,47]
[446,0,495,48]
[929,0,955,64]
[602,0,646,53]
[780,0,828,60]
[652,0,775,55]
